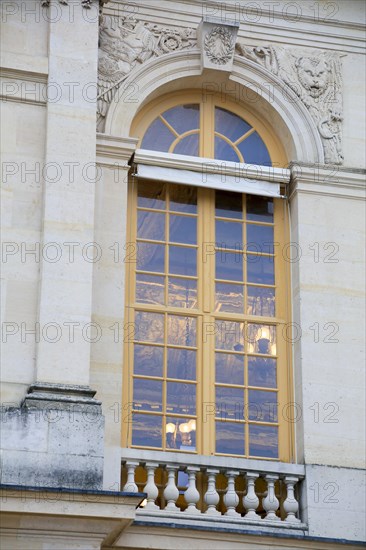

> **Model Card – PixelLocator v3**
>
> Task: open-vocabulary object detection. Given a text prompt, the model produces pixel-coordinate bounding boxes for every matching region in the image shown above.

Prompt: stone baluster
[123,461,139,493]
[224,470,240,517]
[204,468,220,516]
[262,474,280,521]
[243,472,260,519]
[184,467,201,514]
[164,464,180,511]
[143,462,159,510]
[283,476,301,523]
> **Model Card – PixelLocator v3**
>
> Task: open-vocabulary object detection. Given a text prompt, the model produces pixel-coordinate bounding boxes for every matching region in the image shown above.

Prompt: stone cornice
[105,1,366,54]
[96,134,138,166]
[289,162,366,201]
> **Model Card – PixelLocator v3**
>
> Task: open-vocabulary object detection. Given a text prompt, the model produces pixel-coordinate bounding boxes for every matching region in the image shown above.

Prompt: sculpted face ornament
[204,26,234,65]
[296,57,330,98]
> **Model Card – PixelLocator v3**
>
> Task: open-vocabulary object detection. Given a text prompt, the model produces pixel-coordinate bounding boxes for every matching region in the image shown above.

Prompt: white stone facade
[1,1,365,548]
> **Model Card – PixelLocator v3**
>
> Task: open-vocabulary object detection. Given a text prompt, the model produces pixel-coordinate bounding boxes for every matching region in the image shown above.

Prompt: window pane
[215,220,243,249]
[167,348,196,380]
[215,107,252,142]
[173,133,199,157]
[215,135,240,162]
[132,413,162,448]
[170,214,197,244]
[169,184,197,213]
[215,321,244,352]
[162,104,199,134]
[246,195,273,222]
[215,191,242,219]
[247,255,274,285]
[247,286,275,317]
[246,224,274,254]
[141,117,175,151]
[248,356,277,388]
[137,242,165,273]
[168,277,197,309]
[248,390,278,422]
[133,378,163,412]
[167,382,196,416]
[136,273,164,305]
[169,245,196,276]
[249,424,278,458]
[216,421,244,455]
[137,211,165,241]
[215,352,244,386]
[134,311,164,343]
[247,324,276,355]
[216,386,244,421]
[216,250,243,282]
[238,131,271,166]
[215,282,244,314]
[134,344,164,377]
[166,417,196,451]
[167,315,196,347]
[138,181,166,210]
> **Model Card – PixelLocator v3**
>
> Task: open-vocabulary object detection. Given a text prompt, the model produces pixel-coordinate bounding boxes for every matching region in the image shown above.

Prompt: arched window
[123,93,293,461]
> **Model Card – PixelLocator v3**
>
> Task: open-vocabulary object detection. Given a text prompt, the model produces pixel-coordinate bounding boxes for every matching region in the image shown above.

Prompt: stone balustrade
[121,449,306,529]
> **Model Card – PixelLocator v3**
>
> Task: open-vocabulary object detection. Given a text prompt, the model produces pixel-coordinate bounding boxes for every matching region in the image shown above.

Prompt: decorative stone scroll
[198,17,239,72]
[97,15,196,130]
[236,43,343,164]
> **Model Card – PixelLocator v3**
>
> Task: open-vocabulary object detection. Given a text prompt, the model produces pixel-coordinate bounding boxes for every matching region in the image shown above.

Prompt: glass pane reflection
[167,315,196,347]
[134,311,164,343]
[246,224,274,254]
[141,117,175,152]
[132,413,162,448]
[247,255,274,285]
[167,348,196,380]
[174,133,199,156]
[216,386,244,421]
[134,344,163,377]
[238,131,271,166]
[166,416,196,451]
[162,104,199,134]
[169,184,197,213]
[246,195,273,223]
[167,382,196,416]
[249,424,278,458]
[215,107,252,142]
[137,210,165,241]
[170,214,197,244]
[169,246,196,276]
[215,352,244,386]
[136,273,164,305]
[215,283,244,314]
[248,390,278,422]
[216,421,244,455]
[215,321,244,352]
[248,356,276,388]
[168,277,197,309]
[215,135,240,163]
[247,324,276,355]
[215,220,243,250]
[215,191,242,219]
[247,286,275,317]
[216,250,243,282]
[137,242,165,273]
[133,378,163,412]
[138,181,166,210]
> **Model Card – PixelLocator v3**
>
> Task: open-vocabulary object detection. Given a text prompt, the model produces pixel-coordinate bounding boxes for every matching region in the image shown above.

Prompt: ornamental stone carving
[236,43,343,164]
[199,17,239,73]
[41,0,109,7]
[97,15,196,130]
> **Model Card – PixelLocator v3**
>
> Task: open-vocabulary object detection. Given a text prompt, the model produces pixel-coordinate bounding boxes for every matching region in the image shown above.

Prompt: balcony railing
[121,448,306,531]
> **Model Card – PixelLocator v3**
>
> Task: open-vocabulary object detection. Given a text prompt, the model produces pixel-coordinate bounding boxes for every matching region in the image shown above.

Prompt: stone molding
[235,44,344,165]
[23,382,101,407]
[198,17,239,72]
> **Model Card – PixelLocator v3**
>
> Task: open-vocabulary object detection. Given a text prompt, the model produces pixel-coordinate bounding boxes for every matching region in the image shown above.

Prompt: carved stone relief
[236,43,343,164]
[41,0,109,7]
[198,17,239,73]
[97,15,196,130]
